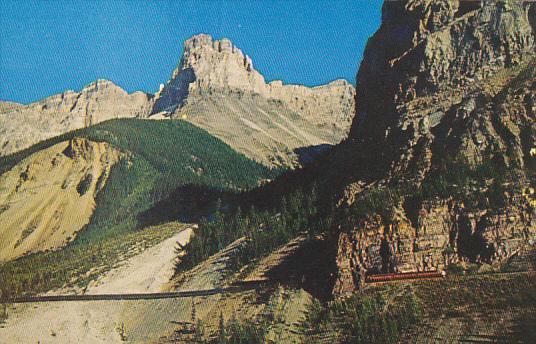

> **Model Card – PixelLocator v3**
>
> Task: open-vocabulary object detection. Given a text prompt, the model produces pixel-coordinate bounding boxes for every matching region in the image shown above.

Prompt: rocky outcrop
[333,200,454,295]
[150,34,356,167]
[0,80,152,156]
[0,138,120,262]
[0,101,24,113]
[333,196,536,296]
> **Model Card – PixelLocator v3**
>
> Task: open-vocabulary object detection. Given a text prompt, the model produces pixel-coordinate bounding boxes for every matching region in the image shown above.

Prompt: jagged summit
[153,34,354,126]
[81,79,126,92]
[152,34,265,112]
[55,79,148,106]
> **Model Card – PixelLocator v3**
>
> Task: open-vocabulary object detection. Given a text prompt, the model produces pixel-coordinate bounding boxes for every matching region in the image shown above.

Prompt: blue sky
[0,1,382,104]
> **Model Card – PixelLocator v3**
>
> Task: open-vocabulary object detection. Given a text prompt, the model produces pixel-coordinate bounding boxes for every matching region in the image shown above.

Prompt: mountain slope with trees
[0,118,277,298]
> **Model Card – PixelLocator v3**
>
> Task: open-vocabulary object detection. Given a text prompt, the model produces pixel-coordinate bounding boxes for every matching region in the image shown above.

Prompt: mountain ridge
[1,35,356,167]
[0,79,152,156]
[151,33,356,167]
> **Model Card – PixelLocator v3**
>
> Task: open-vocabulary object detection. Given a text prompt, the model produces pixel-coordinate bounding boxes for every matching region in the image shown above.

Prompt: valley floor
[1,231,535,344]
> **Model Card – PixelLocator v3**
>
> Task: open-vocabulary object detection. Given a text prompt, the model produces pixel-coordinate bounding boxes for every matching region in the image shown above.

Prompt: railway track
[2,280,270,304]
[4,270,534,304]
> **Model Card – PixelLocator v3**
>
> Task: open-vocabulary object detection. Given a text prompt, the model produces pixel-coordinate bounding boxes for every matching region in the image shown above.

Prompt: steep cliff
[333,194,534,295]
[348,0,535,181]
[332,0,536,296]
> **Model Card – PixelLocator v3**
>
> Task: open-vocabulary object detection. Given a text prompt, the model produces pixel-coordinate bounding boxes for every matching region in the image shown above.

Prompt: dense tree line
[176,184,336,274]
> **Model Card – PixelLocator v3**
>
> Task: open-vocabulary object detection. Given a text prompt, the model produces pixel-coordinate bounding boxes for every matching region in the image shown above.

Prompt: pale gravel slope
[86,228,192,294]
[0,138,120,262]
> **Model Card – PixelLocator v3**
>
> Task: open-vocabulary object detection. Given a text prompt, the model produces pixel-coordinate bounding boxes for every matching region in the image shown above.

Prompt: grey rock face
[0,80,152,156]
[348,0,535,181]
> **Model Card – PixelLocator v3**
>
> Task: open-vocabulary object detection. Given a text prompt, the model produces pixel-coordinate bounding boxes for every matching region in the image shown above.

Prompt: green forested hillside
[0,118,278,297]
[1,119,277,240]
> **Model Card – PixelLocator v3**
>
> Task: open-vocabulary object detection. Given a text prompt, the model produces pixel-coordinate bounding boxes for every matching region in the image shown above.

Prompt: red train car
[365,271,445,283]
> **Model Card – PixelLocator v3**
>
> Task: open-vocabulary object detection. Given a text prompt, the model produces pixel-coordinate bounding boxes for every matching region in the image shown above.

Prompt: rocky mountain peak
[180,34,258,83]
[149,34,356,167]
[0,80,152,156]
[152,35,355,125]
[153,34,267,113]
[183,34,250,61]
[81,79,124,93]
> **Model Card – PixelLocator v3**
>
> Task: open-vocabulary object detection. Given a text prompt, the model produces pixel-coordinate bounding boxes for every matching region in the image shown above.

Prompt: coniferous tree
[218,311,226,344]
[191,297,197,324]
